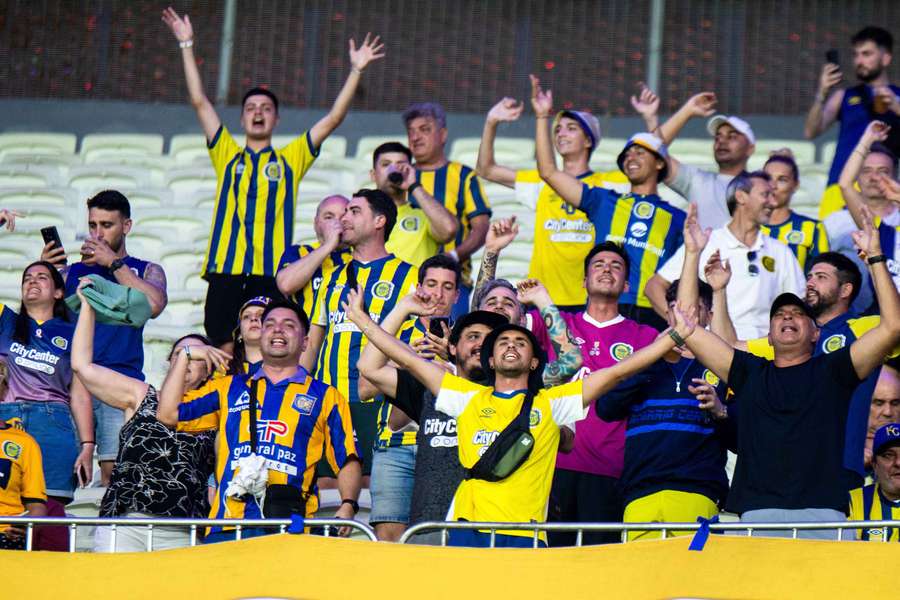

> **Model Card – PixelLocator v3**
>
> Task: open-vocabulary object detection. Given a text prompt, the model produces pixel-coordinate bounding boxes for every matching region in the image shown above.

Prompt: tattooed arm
[517,279,583,386]
[472,216,519,306]
[107,260,168,317]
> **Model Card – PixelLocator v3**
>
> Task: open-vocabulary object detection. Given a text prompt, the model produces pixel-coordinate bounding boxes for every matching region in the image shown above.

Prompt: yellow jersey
[849,483,900,541]
[761,211,829,272]
[435,373,584,540]
[203,126,318,277]
[385,201,440,267]
[516,168,629,306]
[0,420,46,525]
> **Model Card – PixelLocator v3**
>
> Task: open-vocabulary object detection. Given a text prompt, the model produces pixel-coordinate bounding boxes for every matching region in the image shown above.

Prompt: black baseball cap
[448,310,508,346]
[480,323,547,392]
[769,292,815,320]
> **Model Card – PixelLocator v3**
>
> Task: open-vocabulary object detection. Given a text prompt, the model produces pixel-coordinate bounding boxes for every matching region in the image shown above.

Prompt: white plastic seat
[449,137,534,168]
[0,133,77,159]
[750,140,816,169]
[0,285,19,309]
[157,248,206,290]
[668,138,712,160]
[272,134,347,164]
[0,154,80,177]
[0,187,74,208]
[126,187,173,209]
[820,141,837,166]
[0,165,60,188]
[80,134,164,163]
[168,134,210,164]
[355,135,407,161]
[165,166,218,199]
[132,209,209,245]
[593,137,629,162]
[67,165,146,193]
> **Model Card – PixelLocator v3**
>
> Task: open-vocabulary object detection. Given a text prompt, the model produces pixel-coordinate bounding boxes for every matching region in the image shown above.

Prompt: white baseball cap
[707,115,756,145]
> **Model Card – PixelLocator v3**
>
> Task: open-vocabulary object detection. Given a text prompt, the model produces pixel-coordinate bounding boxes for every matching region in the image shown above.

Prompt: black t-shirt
[391,370,464,525]
[726,347,861,514]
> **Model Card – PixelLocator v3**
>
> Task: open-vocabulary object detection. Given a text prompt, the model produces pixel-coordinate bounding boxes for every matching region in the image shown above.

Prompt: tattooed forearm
[540,303,583,386]
[472,250,499,307]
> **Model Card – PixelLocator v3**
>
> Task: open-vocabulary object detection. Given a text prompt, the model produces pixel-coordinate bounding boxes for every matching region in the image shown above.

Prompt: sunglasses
[747,251,759,277]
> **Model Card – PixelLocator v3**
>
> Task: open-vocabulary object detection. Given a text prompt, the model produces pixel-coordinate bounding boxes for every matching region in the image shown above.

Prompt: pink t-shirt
[524,308,555,361]
[556,312,659,477]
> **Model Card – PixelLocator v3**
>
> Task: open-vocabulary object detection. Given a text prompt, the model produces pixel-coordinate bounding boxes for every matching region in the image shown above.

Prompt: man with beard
[804,26,900,218]
[647,174,804,339]
[276,195,352,321]
[42,190,168,486]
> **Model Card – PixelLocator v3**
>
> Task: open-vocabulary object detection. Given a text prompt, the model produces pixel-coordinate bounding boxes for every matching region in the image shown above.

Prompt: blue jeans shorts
[92,396,124,462]
[0,401,78,499]
[369,444,417,525]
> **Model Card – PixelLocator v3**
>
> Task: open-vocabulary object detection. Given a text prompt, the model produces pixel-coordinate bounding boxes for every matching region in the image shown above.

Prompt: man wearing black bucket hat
[343,285,699,547]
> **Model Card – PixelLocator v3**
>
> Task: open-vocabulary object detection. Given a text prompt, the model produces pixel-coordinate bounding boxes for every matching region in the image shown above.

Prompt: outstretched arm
[582,305,697,407]
[343,287,446,396]
[517,279,583,385]
[309,34,385,150]
[156,343,230,428]
[531,75,584,207]
[472,216,518,303]
[476,98,524,188]
[162,6,220,140]
[839,120,890,229]
[657,92,717,183]
[630,83,661,136]
[849,207,900,379]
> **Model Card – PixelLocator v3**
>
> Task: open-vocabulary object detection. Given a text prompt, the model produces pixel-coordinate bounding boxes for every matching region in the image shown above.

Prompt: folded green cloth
[65,274,152,328]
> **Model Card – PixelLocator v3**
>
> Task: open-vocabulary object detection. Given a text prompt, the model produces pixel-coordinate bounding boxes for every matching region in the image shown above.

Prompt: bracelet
[80,441,96,446]
[179,40,194,49]
[853,148,868,158]
[407,182,422,195]
[536,115,550,120]
[668,328,687,348]
[351,66,363,75]
[867,254,888,265]
[341,498,360,514]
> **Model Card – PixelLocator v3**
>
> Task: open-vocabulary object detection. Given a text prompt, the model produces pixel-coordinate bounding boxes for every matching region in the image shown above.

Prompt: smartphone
[40,226,67,265]
[429,317,450,338]
[825,49,839,65]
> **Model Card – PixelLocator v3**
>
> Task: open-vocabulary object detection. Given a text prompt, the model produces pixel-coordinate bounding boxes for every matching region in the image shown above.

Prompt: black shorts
[203,273,284,346]
[547,468,623,546]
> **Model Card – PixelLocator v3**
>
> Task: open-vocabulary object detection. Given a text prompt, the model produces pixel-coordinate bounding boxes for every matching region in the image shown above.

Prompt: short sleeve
[207,126,243,177]
[547,379,584,427]
[514,170,543,210]
[666,162,699,198]
[578,184,616,220]
[323,387,359,472]
[655,243,688,283]
[392,370,427,423]
[277,131,319,181]
[20,435,47,503]
[312,272,330,327]
[824,346,862,391]
[435,372,486,418]
[177,378,228,432]
[778,248,806,295]
[814,221,830,255]
[746,337,776,360]
[726,349,760,392]
[277,244,303,273]
[464,172,492,220]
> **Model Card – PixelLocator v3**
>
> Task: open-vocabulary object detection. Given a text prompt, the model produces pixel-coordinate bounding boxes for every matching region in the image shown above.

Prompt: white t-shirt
[667,163,735,230]
[657,226,806,339]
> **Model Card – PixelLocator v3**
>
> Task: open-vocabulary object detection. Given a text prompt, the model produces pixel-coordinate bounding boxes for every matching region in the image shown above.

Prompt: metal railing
[0,516,377,551]
[398,520,900,547]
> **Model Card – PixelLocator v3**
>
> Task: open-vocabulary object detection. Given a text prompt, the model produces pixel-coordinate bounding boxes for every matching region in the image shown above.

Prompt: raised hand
[630,82,660,119]
[851,204,884,261]
[516,278,551,307]
[185,344,233,374]
[672,301,698,341]
[704,250,732,292]
[321,217,343,250]
[485,216,519,253]
[395,162,417,191]
[75,276,94,305]
[686,92,717,117]
[683,203,711,254]
[342,286,371,328]
[162,6,194,42]
[873,86,900,115]
[0,208,23,232]
[529,74,553,118]
[349,33,385,73]
[818,62,843,97]
[40,240,66,268]
[398,288,438,318]
[79,238,116,268]
[862,120,891,146]
[875,174,900,205]
[487,97,525,125]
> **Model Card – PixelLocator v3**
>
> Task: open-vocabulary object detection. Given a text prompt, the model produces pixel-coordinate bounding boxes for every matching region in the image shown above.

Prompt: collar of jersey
[720,225,765,251]
[765,210,801,229]
[251,365,309,385]
[243,145,274,157]
[877,484,900,506]
[492,388,528,399]
[580,312,624,329]
[819,310,854,333]
[351,253,395,268]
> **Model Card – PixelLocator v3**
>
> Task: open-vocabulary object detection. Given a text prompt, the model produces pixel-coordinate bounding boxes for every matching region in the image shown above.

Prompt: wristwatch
[867,254,888,265]
[341,498,360,515]
[109,258,126,273]
[407,182,422,195]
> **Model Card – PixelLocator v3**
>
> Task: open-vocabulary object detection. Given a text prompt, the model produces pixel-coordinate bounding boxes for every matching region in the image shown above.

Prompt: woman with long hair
[227,296,270,375]
[70,278,231,552]
[0,261,93,504]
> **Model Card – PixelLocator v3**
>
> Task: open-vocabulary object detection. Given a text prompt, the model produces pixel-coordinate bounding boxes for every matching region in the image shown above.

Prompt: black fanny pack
[249,378,307,518]
[466,390,536,482]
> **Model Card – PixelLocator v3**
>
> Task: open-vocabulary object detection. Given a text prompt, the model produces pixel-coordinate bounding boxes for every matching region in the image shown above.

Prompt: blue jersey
[579,185,686,307]
[0,304,73,404]
[596,357,732,505]
[828,84,900,185]
[65,257,150,380]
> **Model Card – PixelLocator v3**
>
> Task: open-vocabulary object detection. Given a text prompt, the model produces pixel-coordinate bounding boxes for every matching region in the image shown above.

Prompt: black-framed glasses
[747,251,759,276]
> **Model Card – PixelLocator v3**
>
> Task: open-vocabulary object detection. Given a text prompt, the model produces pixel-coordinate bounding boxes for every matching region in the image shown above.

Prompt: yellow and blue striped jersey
[277,243,352,322]
[374,318,429,449]
[849,483,900,541]
[177,367,356,533]
[761,211,829,271]
[579,185,686,308]
[435,373,584,540]
[203,126,318,277]
[313,254,420,403]
[516,169,629,307]
[416,162,491,287]
[385,201,441,267]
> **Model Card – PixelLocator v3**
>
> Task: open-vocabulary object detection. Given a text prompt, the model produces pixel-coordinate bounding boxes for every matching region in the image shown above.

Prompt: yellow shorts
[818,183,846,220]
[623,490,718,541]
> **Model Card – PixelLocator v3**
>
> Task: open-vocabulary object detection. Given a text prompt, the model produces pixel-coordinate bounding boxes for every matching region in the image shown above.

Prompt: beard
[857,64,883,83]
[806,289,836,317]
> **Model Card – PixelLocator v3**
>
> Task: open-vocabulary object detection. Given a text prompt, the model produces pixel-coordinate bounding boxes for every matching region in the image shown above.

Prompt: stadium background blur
[1,0,899,387]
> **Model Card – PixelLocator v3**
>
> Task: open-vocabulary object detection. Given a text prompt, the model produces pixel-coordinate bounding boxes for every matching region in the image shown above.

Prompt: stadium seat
[0,153,80,176]
[792,171,828,218]
[355,135,406,161]
[820,140,837,166]
[132,209,209,246]
[594,137,628,161]
[126,187,173,209]
[68,165,146,193]
[165,166,218,199]
[0,187,74,208]
[0,285,18,309]
[0,239,38,273]
[168,134,210,164]
[481,181,516,209]
[157,248,207,291]
[449,136,534,167]
[0,132,77,159]
[80,133,165,163]
[272,134,348,165]
[668,138,712,162]
[0,165,61,188]
[154,290,205,330]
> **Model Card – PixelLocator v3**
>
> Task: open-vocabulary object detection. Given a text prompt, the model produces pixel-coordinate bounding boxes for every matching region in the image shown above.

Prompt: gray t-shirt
[667,163,734,229]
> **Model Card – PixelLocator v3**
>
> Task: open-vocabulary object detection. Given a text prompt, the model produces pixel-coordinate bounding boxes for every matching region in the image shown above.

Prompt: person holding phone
[0,260,93,504]
[803,26,900,219]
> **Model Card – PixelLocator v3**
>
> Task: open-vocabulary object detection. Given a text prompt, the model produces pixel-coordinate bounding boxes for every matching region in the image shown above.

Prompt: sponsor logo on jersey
[822,334,847,353]
[629,221,648,239]
[633,201,655,220]
[609,342,634,362]
[479,407,496,418]
[372,281,395,300]
[256,419,289,443]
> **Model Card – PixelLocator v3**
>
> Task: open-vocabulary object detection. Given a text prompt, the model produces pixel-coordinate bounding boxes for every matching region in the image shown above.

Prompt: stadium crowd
[2,10,900,550]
